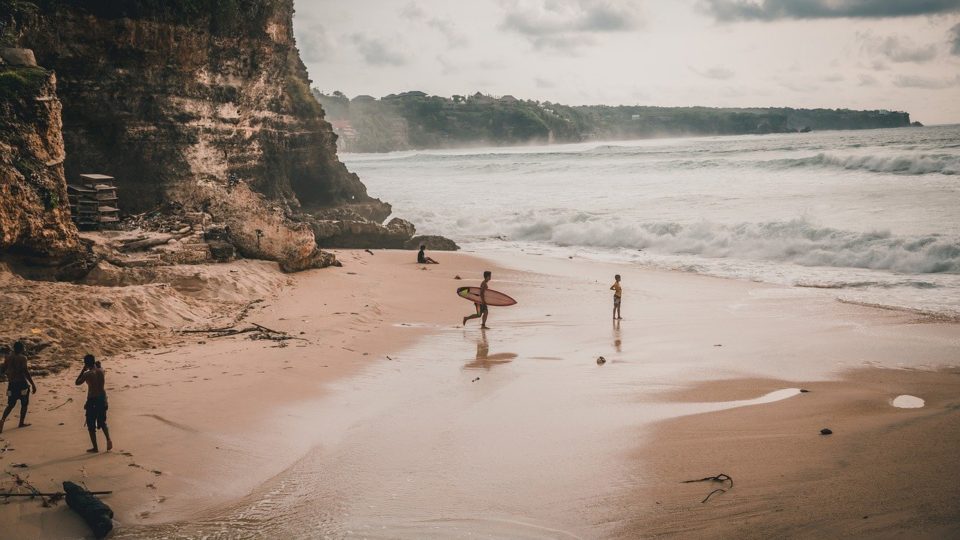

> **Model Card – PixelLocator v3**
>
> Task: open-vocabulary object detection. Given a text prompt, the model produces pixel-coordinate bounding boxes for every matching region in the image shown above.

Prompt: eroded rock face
[0,66,80,259]
[7,1,397,270]
[310,216,418,250]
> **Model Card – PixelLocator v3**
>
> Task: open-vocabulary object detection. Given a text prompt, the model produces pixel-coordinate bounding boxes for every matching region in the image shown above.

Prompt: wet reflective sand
[114,256,960,539]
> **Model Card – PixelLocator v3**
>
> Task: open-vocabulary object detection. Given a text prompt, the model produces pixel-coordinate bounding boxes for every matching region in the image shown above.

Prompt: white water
[345,126,960,316]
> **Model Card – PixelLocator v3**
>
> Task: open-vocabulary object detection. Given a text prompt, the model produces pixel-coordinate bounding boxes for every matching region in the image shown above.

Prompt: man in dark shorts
[75,354,113,453]
[462,270,492,329]
[0,341,37,434]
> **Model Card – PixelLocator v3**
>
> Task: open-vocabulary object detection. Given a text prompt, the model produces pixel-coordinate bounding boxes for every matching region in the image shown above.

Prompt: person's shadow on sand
[464,329,517,370]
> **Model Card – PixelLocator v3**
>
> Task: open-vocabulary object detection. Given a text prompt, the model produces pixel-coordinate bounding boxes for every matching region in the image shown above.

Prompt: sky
[293,0,960,124]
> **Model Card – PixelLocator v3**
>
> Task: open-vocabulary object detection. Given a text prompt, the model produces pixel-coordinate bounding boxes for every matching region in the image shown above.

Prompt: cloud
[701,0,960,21]
[400,2,468,48]
[350,34,407,66]
[295,23,332,64]
[535,77,557,88]
[690,65,736,79]
[400,2,426,20]
[858,33,939,63]
[427,17,470,48]
[951,22,960,55]
[858,73,878,86]
[893,74,960,88]
[500,0,643,50]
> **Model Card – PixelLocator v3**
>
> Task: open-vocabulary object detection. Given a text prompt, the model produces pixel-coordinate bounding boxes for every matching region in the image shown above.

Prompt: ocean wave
[508,217,960,274]
[774,152,960,175]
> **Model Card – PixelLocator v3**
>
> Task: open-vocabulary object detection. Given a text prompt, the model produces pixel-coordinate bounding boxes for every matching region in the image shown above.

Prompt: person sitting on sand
[0,341,37,434]
[417,245,439,264]
[463,271,492,329]
[610,274,622,320]
[75,354,112,453]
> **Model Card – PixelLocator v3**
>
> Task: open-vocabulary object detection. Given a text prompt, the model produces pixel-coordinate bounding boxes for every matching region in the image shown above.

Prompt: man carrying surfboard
[463,271,492,329]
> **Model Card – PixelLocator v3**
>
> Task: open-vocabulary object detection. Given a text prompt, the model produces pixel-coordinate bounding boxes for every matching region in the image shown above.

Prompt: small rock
[713,344,722,347]
[454,275,462,280]
[11,463,28,468]
[99,299,114,308]
[800,389,810,393]
[820,428,833,435]
[472,377,480,382]
[597,356,606,365]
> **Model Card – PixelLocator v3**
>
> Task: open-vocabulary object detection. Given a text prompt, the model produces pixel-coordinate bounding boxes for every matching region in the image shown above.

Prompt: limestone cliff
[0,63,81,262]
[5,0,404,271]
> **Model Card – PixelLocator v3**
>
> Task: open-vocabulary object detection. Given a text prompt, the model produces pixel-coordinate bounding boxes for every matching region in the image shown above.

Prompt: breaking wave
[771,153,959,175]
[508,216,960,274]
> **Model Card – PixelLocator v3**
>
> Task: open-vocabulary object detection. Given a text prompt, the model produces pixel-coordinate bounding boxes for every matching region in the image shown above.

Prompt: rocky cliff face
[5,0,410,271]
[0,63,81,263]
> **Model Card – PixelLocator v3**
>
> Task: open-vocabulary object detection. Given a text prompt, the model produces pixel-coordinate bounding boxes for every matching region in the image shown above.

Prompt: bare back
[83,368,106,399]
[2,354,28,384]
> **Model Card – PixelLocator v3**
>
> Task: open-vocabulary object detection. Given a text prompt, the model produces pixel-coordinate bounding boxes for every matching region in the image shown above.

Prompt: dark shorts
[6,381,29,408]
[613,296,621,307]
[477,303,488,314]
[84,395,108,430]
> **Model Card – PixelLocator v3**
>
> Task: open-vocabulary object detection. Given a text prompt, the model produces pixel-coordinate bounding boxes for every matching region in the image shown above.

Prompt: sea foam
[509,216,960,274]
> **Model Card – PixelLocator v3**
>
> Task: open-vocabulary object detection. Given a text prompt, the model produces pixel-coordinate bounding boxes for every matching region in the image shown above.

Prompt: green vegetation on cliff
[314,90,914,152]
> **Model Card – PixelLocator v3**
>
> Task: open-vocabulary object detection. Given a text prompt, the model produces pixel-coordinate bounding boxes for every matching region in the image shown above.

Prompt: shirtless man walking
[0,341,37,434]
[75,354,113,453]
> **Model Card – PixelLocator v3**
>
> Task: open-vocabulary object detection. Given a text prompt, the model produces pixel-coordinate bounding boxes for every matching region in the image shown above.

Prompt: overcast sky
[293,0,960,124]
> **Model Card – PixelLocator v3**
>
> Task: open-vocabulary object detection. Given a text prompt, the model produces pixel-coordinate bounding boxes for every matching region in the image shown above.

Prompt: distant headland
[313,90,918,153]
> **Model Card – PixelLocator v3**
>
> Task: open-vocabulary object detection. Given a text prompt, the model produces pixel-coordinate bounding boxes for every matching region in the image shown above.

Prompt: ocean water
[344,125,960,317]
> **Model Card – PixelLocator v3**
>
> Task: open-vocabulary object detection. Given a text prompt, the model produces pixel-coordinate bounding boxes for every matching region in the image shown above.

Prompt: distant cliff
[1,0,426,272]
[315,91,914,152]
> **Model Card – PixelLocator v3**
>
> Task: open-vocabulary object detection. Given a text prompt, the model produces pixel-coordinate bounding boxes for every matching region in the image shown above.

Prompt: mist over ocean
[344,125,960,316]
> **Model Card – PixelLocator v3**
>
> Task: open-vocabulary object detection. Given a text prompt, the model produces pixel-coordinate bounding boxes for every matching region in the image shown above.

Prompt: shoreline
[0,250,505,537]
[1,250,958,538]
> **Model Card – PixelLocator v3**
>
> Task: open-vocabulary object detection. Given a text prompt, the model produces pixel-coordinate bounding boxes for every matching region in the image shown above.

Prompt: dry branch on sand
[681,473,733,503]
[180,322,305,342]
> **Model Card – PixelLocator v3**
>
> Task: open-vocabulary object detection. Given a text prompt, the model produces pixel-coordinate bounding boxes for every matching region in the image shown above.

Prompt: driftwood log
[119,232,190,252]
[64,481,114,539]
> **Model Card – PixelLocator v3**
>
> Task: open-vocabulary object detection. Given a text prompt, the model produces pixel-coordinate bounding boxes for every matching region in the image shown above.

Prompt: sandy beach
[1,250,958,538]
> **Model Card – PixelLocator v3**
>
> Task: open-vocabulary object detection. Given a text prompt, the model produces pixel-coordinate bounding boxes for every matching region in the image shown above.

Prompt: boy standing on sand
[0,341,37,434]
[463,270,492,329]
[75,354,113,453]
[610,274,622,320]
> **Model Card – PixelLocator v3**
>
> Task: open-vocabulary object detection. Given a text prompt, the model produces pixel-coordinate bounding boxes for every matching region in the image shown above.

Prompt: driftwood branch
[46,397,73,411]
[681,473,733,488]
[681,473,733,504]
[701,488,726,503]
[1,491,112,497]
[179,322,305,342]
[251,322,282,334]
[119,232,190,252]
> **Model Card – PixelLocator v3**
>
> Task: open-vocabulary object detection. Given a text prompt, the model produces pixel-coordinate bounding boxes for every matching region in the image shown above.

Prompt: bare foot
[18,423,31,428]
[86,448,99,453]
[481,325,490,329]
[462,317,468,326]
[107,440,113,452]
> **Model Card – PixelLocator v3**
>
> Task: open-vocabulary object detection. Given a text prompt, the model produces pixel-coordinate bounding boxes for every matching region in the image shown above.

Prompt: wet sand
[1,251,958,538]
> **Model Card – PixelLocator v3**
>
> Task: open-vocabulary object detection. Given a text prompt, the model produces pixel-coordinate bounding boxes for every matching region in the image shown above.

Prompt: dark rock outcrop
[405,235,460,251]
[311,216,417,249]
